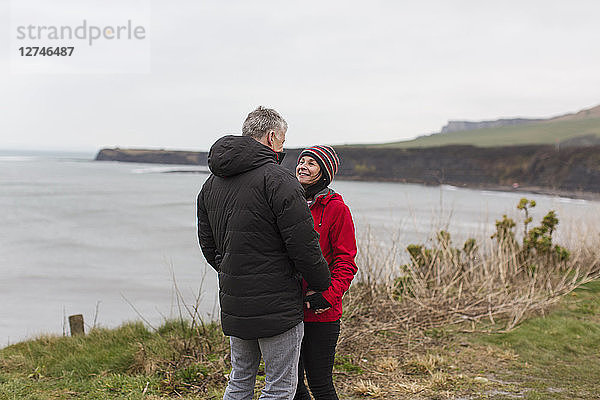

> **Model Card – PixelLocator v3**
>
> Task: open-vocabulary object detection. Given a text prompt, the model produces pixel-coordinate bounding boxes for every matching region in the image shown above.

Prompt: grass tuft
[352,379,383,397]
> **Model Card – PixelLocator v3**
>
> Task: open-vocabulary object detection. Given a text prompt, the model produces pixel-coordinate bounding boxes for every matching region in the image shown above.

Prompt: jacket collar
[275,151,286,164]
[308,187,335,208]
[309,187,336,227]
[208,135,280,177]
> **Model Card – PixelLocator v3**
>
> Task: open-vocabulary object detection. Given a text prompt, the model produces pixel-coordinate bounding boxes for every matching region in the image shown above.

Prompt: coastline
[337,175,600,201]
[95,146,600,202]
[98,164,600,201]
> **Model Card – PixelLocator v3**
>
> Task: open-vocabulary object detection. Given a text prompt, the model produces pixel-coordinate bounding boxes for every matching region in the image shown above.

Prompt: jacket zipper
[311,191,336,227]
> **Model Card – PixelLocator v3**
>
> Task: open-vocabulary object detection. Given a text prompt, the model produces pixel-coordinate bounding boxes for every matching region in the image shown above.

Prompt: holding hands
[305,290,332,314]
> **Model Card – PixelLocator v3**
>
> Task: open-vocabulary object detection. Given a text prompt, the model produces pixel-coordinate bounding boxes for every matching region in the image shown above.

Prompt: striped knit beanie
[297,145,340,185]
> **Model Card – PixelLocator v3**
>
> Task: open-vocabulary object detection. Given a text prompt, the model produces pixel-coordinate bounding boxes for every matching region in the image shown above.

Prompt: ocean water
[1,151,598,346]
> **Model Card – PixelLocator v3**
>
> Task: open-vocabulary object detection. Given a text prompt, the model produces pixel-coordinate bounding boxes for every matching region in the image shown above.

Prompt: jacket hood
[312,187,337,205]
[309,189,340,224]
[208,135,282,177]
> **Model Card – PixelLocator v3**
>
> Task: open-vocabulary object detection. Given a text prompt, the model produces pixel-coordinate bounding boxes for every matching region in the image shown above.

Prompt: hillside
[375,105,600,148]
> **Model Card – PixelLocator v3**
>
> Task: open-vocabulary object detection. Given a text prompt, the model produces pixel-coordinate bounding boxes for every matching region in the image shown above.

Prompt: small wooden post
[68,314,85,336]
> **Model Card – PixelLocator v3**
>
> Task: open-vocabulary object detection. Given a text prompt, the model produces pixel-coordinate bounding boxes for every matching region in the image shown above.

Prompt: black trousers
[293,320,340,400]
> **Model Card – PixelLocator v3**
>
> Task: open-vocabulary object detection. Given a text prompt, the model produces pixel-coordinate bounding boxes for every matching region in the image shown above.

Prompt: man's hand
[304,291,332,314]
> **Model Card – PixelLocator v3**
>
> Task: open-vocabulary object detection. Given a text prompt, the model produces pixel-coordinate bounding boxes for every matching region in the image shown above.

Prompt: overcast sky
[1,0,599,152]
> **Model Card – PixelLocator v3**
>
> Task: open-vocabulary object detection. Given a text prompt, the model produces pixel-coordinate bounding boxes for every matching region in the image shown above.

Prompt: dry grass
[330,219,600,398]
[403,353,446,376]
[353,380,384,398]
[374,356,399,372]
[340,228,600,352]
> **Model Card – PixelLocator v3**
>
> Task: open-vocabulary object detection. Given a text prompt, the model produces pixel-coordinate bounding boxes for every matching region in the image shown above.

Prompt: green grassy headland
[367,117,600,148]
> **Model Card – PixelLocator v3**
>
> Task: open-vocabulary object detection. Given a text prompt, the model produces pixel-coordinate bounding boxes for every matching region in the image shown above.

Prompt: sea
[1,150,599,346]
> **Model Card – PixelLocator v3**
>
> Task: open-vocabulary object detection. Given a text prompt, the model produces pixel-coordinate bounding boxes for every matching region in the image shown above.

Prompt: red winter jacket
[303,189,358,322]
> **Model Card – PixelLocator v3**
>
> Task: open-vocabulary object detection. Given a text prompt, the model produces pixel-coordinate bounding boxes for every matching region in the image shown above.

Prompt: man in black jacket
[197,106,331,399]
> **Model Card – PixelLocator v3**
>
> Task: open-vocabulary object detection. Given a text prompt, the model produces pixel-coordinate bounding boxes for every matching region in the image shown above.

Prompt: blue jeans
[224,322,304,400]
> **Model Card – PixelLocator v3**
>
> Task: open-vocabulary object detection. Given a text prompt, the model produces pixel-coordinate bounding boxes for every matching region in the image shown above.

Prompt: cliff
[440,118,543,134]
[96,144,600,195]
[96,148,208,165]
[439,105,600,134]
[330,145,600,194]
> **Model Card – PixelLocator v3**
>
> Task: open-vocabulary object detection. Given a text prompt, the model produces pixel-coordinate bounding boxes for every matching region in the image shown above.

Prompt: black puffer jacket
[197,135,331,339]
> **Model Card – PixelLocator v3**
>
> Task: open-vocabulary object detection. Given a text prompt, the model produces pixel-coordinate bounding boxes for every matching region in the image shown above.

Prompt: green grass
[334,355,363,374]
[0,322,159,399]
[473,280,600,399]
[2,282,599,399]
[370,117,600,148]
[0,321,228,399]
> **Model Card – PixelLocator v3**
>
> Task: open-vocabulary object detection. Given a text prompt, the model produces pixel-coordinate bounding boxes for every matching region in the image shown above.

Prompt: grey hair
[242,106,288,139]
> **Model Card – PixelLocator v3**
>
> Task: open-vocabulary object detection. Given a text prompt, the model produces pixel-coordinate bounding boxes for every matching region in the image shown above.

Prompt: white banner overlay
[9,0,151,74]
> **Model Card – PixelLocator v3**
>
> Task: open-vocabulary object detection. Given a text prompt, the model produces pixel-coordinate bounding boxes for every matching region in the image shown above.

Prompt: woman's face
[296,156,322,186]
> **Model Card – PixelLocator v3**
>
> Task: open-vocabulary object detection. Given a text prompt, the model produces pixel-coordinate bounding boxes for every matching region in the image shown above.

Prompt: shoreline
[131,167,600,202]
[95,145,600,201]
[336,175,600,201]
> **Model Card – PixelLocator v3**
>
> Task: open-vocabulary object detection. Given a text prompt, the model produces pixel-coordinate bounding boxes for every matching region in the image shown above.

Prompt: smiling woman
[296,155,322,186]
[294,145,357,400]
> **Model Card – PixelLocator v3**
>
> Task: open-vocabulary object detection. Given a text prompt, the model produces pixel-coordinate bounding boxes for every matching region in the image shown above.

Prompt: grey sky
[1,0,599,151]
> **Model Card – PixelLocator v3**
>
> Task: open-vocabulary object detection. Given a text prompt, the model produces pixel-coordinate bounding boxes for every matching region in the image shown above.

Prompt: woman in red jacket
[293,145,358,400]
